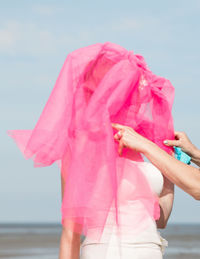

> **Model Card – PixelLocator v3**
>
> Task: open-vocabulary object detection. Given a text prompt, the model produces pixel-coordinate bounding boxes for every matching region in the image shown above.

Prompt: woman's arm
[59,156,81,259]
[143,140,200,200]
[112,123,200,200]
[156,176,174,229]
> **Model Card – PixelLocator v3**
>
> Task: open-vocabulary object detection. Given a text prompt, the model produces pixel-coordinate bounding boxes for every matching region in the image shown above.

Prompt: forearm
[156,177,174,229]
[60,158,80,259]
[59,228,80,259]
[143,141,200,200]
[190,148,200,167]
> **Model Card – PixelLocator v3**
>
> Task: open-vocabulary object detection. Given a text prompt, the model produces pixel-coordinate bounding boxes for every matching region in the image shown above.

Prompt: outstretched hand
[111,123,150,156]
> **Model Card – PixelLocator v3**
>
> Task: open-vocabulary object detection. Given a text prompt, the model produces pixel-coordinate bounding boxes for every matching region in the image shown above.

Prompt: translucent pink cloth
[7,42,174,242]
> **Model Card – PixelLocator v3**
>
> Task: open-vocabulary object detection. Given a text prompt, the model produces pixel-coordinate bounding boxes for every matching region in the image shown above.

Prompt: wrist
[190,146,200,160]
[186,144,199,159]
[142,139,157,156]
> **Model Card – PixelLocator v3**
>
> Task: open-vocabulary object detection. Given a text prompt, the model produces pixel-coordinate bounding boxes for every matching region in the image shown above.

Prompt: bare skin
[164,131,200,167]
[112,123,200,200]
[59,161,80,259]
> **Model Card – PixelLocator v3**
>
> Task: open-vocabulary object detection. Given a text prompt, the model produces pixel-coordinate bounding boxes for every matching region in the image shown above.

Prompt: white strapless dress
[80,160,168,259]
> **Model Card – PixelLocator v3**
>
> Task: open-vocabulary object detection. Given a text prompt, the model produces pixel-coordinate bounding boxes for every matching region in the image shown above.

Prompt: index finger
[174,131,181,136]
[111,123,126,131]
[174,131,185,139]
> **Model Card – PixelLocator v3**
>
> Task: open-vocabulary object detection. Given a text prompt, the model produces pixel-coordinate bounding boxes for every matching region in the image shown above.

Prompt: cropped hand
[164,131,197,157]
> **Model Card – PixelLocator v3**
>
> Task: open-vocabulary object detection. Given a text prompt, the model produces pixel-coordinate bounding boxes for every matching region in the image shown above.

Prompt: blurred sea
[0,223,199,259]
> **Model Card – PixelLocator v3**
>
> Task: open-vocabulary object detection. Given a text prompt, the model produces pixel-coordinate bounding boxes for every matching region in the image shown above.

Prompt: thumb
[163,139,180,147]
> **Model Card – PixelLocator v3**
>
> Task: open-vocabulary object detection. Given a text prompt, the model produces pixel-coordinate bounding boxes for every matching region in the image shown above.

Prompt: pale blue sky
[1,0,200,223]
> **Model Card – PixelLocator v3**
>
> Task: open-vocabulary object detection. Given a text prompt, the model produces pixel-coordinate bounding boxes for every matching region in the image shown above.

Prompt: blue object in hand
[174,147,191,165]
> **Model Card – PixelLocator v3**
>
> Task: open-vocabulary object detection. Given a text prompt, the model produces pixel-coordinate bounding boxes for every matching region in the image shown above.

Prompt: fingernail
[163,140,168,144]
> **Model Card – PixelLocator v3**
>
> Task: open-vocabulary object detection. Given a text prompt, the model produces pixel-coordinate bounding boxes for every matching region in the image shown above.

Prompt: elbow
[161,222,167,229]
[190,188,200,201]
[157,222,167,229]
[156,220,168,229]
[192,191,200,201]
[157,225,165,230]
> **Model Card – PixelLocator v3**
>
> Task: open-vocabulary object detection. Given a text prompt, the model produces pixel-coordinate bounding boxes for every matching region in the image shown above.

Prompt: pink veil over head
[8,42,174,246]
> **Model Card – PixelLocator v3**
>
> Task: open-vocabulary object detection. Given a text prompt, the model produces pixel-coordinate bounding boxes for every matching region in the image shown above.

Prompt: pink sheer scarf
[7,42,174,244]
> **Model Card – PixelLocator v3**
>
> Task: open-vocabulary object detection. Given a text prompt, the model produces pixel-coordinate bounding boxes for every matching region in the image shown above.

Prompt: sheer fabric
[7,42,174,246]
